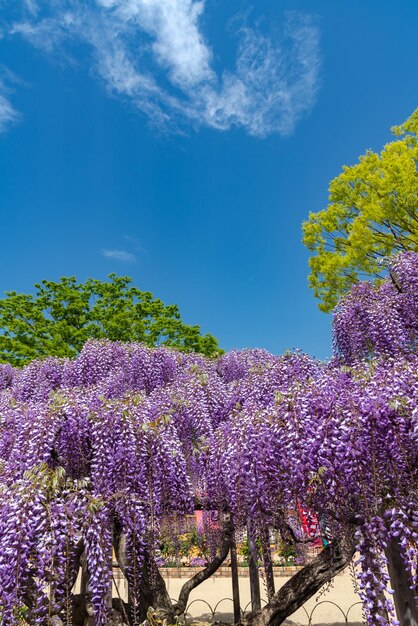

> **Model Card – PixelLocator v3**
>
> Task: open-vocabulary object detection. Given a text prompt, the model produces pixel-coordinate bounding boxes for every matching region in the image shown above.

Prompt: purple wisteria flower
[0,254,416,626]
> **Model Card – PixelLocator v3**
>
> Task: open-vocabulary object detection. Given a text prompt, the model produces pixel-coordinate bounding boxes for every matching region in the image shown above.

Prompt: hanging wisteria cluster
[0,253,417,626]
[333,251,418,362]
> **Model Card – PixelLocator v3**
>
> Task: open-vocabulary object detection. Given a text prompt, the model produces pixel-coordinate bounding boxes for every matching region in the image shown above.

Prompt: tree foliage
[0,275,222,366]
[0,254,417,626]
[302,108,418,312]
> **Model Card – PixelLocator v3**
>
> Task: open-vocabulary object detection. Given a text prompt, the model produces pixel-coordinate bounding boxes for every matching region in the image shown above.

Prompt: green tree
[0,275,222,366]
[302,108,418,312]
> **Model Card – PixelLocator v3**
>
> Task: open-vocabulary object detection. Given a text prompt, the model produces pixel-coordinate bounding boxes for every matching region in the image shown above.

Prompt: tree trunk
[138,551,176,624]
[248,525,261,611]
[113,530,174,624]
[260,526,275,602]
[244,535,355,626]
[386,538,418,626]
[230,530,242,626]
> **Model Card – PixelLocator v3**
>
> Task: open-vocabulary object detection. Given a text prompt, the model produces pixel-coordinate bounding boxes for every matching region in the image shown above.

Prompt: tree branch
[173,514,234,616]
[244,532,355,626]
[283,523,316,545]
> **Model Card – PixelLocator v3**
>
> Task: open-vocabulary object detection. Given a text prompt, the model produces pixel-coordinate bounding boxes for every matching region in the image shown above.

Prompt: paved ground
[113,571,364,625]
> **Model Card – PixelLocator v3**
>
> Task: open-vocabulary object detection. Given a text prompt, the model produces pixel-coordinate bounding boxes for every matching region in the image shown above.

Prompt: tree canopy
[302,108,418,312]
[0,275,222,366]
[0,253,417,626]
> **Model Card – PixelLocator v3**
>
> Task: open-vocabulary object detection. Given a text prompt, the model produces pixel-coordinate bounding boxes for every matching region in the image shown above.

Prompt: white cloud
[98,0,214,88]
[0,93,18,133]
[103,249,137,262]
[0,69,20,133]
[9,2,321,137]
[10,12,74,54]
[22,0,39,16]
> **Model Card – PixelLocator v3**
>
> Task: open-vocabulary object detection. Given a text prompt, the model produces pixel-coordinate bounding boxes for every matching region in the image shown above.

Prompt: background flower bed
[157,526,312,568]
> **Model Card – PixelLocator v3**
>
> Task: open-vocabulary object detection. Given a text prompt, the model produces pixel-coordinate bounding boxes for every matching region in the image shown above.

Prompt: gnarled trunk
[113,529,174,624]
[386,538,418,626]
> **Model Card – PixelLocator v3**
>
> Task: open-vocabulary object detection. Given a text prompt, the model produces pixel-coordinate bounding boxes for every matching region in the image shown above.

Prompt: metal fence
[172,596,364,626]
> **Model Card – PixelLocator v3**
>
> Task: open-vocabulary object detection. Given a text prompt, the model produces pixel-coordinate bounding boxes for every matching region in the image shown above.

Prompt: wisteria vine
[0,253,417,626]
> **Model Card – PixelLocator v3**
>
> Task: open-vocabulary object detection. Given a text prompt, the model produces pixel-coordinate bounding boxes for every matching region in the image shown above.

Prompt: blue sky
[0,0,417,359]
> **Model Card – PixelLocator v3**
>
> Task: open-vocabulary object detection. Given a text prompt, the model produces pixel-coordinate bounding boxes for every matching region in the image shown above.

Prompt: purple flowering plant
[0,253,417,625]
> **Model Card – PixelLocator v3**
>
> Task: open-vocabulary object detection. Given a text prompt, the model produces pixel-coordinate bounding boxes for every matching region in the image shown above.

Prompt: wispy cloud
[103,249,137,262]
[8,1,321,137]
[123,235,146,252]
[0,93,18,133]
[22,0,39,16]
[0,69,20,133]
